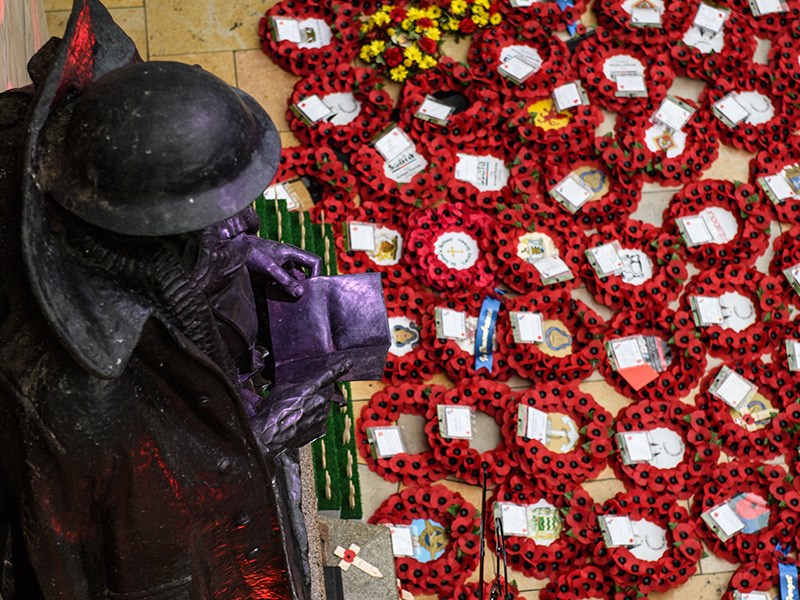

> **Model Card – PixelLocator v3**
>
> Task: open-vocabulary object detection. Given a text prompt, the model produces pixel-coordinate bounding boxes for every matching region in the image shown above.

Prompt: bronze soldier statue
[0,0,387,598]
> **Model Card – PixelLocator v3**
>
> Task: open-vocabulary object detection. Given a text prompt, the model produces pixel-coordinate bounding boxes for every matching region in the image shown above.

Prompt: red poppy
[459,17,477,33]
[418,35,437,55]
[390,6,407,22]
[384,46,404,67]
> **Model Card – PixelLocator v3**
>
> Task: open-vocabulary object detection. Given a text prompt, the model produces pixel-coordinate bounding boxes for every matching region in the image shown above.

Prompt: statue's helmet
[37,60,280,236]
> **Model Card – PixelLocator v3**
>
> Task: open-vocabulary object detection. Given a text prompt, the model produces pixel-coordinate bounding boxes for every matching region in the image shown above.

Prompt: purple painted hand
[250,357,352,456]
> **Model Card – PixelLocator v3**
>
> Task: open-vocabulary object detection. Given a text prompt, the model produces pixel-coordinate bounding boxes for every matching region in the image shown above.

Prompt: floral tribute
[369,485,481,596]
[591,492,703,595]
[424,377,516,485]
[357,382,450,484]
[254,0,800,593]
[612,400,720,499]
[502,382,613,491]
[357,0,501,83]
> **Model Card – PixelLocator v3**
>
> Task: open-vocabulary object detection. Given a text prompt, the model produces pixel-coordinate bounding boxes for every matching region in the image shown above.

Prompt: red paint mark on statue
[55,0,96,102]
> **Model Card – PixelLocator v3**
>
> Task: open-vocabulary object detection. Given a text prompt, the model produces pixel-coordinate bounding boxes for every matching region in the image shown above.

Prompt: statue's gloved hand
[250,357,352,457]
[245,236,322,298]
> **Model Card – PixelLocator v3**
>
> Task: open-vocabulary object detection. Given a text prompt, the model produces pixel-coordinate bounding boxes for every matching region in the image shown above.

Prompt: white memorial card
[511,311,544,344]
[388,525,416,557]
[551,175,594,211]
[762,173,795,201]
[713,93,751,128]
[293,94,333,123]
[496,503,530,536]
[632,5,662,24]
[691,295,725,326]
[415,96,455,125]
[617,431,655,464]
[615,74,647,94]
[711,367,757,411]
[552,82,586,111]
[787,340,800,372]
[693,3,729,32]
[653,97,695,131]
[436,307,468,340]
[454,154,510,192]
[609,337,647,370]
[533,255,572,280]
[439,405,474,439]
[599,515,636,547]
[586,242,625,277]
[368,426,406,458]
[702,502,745,540]
[518,405,549,442]
[347,222,376,252]
[751,0,786,14]
[374,127,414,162]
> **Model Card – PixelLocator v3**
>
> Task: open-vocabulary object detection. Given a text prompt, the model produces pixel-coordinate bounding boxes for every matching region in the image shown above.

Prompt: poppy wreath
[668,7,756,82]
[467,21,572,101]
[485,477,593,580]
[748,140,800,224]
[382,284,442,384]
[271,145,358,225]
[488,206,587,294]
[498,0,587,31]
[448,577,525,600]
[582,219,687,310]
[499,290,606,383]
[423,377,516,485]
[397,56,502,141]
[768,224,800,308]
[572,28,675,116]
[600,308,707,402]
[502,382,614,491]
[501,82,604,155]
[678,265,787,360]
[599,100,720,185]
[592,0,687,46]
[357,383,450,484]
[541,153,643,228]
[770,20,800,91]
[722,561,782,600]
[350,131,454,210]
[405,202,496,292]
[592,492,702,594]
[286,64,393,154]
[717,0,800,36]
[334,202,412,286]
[258,1,361,76]
[540,566,615,600]
[612,400,720,500]
[662,179,771,269]
[506,146,547,208]
[369,485,481,597]
[444,137,520,211]
[420,289,515,381]
[695,362,797,461]
[704,64,800,153]
[691,461,794,564]
[770,317,800,381]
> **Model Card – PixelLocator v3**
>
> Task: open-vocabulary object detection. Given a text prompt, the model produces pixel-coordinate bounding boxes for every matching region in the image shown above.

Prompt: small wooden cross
[333,544,383,578]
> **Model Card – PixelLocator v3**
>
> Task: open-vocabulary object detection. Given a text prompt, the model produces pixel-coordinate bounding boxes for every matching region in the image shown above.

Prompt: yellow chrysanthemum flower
[368,40,386,55]
[404,43,423,63]
[426,27,442,40]
[475,0,491,8]
[372,11,390,26]
[418,55,437,69]
[471,14,488,25]
[450,0,468,16]
[445,17,460,30]
[359,46,373,62]
[387,27,396,36]
[390,65,409,82]
[490,12,502,24]
[360,22,373,34]
[426,6,442,18]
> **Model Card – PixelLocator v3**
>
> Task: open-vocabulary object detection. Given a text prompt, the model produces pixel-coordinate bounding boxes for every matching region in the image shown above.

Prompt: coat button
[234,513,251,527]
[217,458,233,476]
[246,547,261,560]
